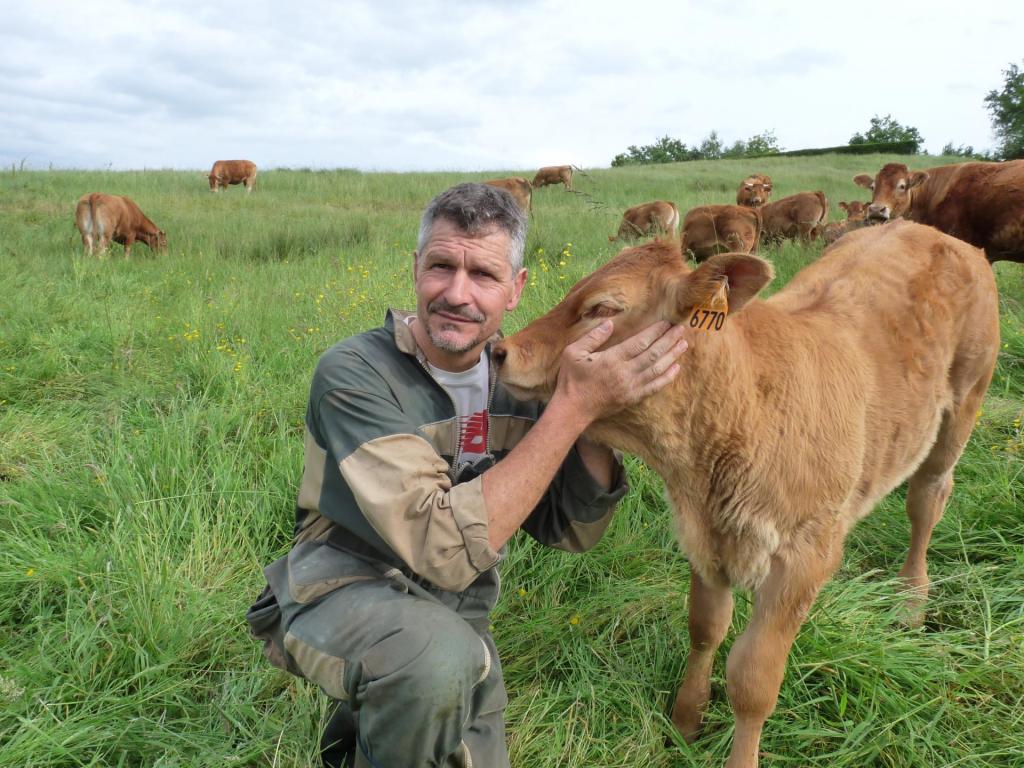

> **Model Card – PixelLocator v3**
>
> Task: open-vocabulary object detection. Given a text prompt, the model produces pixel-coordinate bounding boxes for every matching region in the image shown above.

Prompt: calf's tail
[91,196,105,244]
[667,203,680,235]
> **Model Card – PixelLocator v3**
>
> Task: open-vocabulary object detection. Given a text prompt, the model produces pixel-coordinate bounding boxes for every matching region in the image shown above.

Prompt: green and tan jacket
[292,309,628,595]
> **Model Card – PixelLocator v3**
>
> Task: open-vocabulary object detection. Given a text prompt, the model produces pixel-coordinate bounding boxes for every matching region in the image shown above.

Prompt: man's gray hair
[417,183,528,274]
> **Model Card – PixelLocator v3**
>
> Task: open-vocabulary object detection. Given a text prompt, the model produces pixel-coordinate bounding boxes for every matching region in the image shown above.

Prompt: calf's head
[144,230,168,252]
[493,241,773,402]
[736,174,772,208]
[838,201,869,222]
[854,163,928,222]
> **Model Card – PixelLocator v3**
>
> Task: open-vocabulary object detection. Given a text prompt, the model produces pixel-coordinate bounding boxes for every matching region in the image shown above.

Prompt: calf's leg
[671,567,733,741]
[724,548,834,768]
[899,378,990,625]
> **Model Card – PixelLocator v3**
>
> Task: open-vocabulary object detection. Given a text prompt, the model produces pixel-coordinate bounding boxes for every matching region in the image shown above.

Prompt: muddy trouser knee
[285,569,509,768]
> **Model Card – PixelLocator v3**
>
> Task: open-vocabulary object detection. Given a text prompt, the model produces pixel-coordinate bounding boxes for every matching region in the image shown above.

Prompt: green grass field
[1,155,1022,767]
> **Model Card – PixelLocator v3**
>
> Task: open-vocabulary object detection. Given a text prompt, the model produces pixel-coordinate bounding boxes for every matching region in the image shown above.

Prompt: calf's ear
[909,171,928,189]
[839,201,849,212]
[674,253,774,319]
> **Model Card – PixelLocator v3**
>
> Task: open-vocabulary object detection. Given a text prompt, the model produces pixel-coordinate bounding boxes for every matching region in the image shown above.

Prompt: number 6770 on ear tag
[688,279,729,332]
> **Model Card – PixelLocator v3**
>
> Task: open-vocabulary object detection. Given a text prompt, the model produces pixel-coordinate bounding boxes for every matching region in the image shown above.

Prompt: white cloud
[1,0,1019,170]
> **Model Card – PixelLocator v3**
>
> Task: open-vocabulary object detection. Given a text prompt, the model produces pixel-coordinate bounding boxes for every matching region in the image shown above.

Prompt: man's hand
[482,319,686,549]
[554,319,689,428]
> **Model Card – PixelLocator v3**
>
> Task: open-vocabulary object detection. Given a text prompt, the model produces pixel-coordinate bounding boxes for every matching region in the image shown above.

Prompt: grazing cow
[822,201,871,244]
[74,193,167,258]
[735,174,772,208]
[208,159,258,192]
[531,165,574,190]
[760,191,828,242]
[492,221,999,768]
[854,160,1024,263]
[610,200,679,242]
[681,204,761,262]
[484,177,533,212]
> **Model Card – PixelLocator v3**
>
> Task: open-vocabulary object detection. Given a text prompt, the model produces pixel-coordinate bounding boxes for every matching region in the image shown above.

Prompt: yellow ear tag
[687,279,729,332]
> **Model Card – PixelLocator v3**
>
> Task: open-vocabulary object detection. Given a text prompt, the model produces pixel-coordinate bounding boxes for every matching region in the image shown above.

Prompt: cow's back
[83,193,131,231]
[764,221,998,513]
[761,192,828,238]
[618,201,678,239]
[775,220,996,364]
[484,177,532,211]
[682,205,760,260]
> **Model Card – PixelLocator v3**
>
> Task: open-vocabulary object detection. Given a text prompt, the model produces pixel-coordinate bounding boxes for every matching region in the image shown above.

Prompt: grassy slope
[1,156,1022,767]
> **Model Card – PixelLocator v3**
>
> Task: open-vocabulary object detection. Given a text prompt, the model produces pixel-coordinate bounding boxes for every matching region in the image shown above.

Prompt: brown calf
[209,159,258,192]
[531,165,574,190]
[493,221,999,768]
[822,200,870,244]
[681,204,761,262]
[610,200,679,242]
[855,160,1024,263]
[74,193,167,258]
[760,191,828,242]
[735,174,772,208]
[484,177,533,212]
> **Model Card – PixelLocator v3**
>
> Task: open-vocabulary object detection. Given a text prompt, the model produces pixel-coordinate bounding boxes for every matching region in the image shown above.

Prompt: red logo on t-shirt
[460,411,489,454]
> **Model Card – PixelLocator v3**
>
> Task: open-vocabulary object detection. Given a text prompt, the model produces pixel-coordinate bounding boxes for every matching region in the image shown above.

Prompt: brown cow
[483,180,532,214]
[681,204,761,262]
[484,177,533,212]
[822,201,870,245]
[735,173,772,208]
[209,159,258,192]
[609,201,679,242]
[854,160,1024,263]
[531,165,574,190]
[74,193,167,258]
[493,221,999,768]
[760,191,828,242]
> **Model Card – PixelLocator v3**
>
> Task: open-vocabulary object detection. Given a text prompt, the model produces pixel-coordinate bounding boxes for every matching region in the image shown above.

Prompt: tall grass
[1,156,1022,767]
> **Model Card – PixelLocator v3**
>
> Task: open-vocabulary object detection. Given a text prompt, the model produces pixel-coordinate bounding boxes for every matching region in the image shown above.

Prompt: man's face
[413,217,527,371]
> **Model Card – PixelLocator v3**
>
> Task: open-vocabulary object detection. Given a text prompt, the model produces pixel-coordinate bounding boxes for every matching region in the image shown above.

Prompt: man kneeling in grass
[247,182,689,767]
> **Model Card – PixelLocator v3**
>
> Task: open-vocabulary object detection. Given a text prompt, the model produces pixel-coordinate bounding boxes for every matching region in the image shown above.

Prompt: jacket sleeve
[519,445,629,552]
[315,383,501,594]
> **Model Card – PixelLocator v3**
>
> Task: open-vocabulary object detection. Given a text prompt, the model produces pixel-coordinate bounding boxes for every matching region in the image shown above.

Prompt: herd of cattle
[65,157,1020,767]
[597,160,1024,265]
[73,158,1024,267]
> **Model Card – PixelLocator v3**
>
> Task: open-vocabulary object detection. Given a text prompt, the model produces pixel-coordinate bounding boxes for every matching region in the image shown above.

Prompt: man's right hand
[554,319,689,428]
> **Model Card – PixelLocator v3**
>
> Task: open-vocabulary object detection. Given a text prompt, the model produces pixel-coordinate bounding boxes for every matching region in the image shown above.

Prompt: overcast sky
[1,0,1019,172]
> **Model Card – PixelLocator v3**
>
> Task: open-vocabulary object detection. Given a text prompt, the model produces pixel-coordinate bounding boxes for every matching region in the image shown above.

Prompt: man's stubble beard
[425,300,488,354]
[428,320,488,354]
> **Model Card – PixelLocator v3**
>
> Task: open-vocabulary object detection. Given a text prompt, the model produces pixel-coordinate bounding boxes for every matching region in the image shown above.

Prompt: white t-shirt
[428,356,490,467]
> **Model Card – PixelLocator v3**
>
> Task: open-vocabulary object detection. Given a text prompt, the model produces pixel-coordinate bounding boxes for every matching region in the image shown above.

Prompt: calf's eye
[583,303,622,319]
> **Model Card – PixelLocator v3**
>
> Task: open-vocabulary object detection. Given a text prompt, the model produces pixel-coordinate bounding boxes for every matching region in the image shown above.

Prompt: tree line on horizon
[611,60,1024,167]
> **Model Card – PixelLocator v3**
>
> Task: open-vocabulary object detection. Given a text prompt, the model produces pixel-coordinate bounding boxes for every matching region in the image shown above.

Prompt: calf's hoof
[670,706,704,744]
